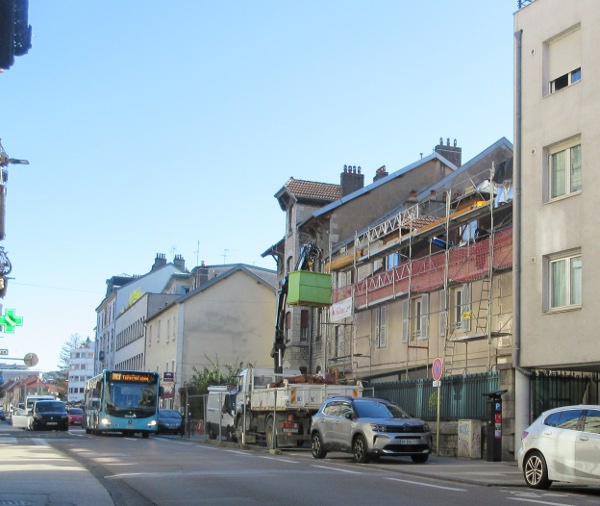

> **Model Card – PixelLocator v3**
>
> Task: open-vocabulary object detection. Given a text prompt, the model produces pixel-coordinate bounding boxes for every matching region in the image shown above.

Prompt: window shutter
[402,299,409,342]
[420,294,429,339]
[439,290,447,336]
[548,28,581,82]
[380,306,388,347]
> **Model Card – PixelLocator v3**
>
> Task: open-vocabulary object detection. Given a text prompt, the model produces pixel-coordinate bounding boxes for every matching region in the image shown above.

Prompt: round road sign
[432,358,443,381]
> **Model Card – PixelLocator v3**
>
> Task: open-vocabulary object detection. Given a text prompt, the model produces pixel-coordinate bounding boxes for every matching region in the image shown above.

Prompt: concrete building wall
[516,0,600,369]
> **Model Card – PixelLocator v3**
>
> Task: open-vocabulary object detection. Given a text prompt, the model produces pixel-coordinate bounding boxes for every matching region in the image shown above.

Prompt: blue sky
[0,1,516,372]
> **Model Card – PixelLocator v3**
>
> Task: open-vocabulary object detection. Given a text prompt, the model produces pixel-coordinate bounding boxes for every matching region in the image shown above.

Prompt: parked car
[310,396,432,463]
[0,408,5,421]
[518,404,600,489]
[157,409,184,435]
[67,407,83,426]
[30,400,68,431]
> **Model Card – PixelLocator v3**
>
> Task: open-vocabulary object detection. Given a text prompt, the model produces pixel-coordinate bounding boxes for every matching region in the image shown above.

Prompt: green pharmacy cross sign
[0,308,23,333]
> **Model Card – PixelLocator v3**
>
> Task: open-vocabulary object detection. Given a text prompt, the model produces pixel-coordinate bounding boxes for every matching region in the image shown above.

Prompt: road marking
[385,477,466,492]
[312,464,363,475]
[507,498,577,506]
[259,456,298,464]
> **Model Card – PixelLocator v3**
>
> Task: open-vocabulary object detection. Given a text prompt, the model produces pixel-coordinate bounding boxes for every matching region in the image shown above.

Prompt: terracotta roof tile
[284,178,341,201]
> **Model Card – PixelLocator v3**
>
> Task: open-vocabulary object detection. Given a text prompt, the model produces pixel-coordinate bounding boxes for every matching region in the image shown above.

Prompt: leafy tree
[184,357,243,396]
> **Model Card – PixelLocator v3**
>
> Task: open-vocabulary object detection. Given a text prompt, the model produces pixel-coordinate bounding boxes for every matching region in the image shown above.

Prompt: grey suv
[311,397,431,463]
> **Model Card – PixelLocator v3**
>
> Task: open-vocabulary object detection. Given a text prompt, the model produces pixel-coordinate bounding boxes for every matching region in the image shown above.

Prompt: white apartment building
[514,0,600,444]
[67,345,94,404]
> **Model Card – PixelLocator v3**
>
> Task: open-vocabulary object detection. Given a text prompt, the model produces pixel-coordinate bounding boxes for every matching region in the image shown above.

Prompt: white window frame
[549,67,581,94]
[402,294,429,341]
[548,251,582,311]
[547,140,581,201]
[450,284,471,332]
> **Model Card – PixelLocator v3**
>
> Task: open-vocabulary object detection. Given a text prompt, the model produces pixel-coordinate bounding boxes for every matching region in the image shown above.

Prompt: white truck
[227,366,363,447]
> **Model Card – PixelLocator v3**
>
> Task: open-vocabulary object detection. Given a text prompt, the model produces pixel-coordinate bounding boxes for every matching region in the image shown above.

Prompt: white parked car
[517,405,600,489]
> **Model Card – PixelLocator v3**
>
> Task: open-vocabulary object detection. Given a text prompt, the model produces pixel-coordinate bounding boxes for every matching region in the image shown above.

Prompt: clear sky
[0,0,516,372]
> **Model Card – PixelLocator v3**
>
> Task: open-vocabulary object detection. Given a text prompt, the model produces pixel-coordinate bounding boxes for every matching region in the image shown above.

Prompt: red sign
[432,358,443,381]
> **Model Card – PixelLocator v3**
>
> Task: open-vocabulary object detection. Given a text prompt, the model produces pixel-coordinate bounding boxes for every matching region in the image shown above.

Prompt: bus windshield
[106,380,157,417]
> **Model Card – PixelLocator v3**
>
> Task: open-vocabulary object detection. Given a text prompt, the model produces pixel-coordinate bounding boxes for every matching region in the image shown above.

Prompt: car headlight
[100,418,111,427]
[148,420,157,427]
[370,423,387,432]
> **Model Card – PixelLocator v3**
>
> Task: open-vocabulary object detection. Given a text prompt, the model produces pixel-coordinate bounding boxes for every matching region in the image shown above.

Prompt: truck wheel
[311,432,327,459]
[208,423,217,440]
[235,417,244,443]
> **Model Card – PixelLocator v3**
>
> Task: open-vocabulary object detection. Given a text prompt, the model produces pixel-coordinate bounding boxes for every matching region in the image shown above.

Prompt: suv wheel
[311,432,327,459]
[353,434,370,463]
[411,454,429,464]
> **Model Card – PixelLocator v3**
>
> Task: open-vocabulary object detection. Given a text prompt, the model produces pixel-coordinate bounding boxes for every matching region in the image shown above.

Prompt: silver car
[310,397,431,463]
[518,405,600,489]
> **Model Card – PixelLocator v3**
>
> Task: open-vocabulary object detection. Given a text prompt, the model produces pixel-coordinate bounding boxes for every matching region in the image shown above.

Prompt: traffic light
[0,0,32,71]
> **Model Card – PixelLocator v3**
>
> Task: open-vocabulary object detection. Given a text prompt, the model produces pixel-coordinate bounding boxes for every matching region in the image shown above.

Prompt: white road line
[507,498,577,506]
[312,464,363,475]
[385,477,467,492]
[259,456,298,464]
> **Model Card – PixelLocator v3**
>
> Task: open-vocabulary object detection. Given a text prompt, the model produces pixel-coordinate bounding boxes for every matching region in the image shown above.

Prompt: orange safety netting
[335,227,512,308]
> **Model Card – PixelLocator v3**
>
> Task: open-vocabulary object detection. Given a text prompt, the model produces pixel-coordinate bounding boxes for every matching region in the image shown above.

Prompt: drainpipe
[513,28,531,460]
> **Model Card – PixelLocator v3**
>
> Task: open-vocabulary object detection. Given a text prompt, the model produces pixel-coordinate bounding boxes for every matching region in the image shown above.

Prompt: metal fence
[529,370,592,420]
[371,372,500,421]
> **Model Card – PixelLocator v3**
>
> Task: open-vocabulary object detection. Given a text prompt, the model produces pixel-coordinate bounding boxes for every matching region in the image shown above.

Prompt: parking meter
[483,390,507,462]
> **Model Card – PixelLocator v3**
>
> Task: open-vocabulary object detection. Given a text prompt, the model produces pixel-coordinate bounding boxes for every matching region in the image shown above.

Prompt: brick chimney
[373,165,389,182]
[173,254,186,271]
[435,137,462,167]
[151,253,167,271]
[340,165,364,197]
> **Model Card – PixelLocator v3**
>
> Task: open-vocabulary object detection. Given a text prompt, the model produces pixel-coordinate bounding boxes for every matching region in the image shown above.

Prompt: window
[548,252,582,310]
[583,410,600,435]
[402,295,429,341]
[373,306,387,348]
[450,284,471,332]
[300,309,309,341]
[548,141,581,200]
[546,26,581,95]
[386,252,399,269]
[549,68,581,93]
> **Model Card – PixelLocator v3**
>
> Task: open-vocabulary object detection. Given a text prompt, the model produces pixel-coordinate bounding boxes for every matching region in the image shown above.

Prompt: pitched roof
[279,178,341,201]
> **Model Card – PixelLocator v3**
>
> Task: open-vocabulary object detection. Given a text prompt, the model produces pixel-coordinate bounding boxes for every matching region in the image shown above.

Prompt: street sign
[0,308,23,333]
[0,348,8,355]
[432,357,443,381]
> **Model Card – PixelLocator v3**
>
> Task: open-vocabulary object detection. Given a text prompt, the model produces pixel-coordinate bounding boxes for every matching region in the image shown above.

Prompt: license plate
[47,422,57,426]
[398,438,418,445]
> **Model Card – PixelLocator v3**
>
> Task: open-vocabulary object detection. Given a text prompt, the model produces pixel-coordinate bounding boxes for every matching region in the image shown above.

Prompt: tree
[184,357,243,396]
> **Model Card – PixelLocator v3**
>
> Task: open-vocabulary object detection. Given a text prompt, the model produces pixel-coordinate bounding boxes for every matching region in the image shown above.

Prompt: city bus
[82,370,161,438]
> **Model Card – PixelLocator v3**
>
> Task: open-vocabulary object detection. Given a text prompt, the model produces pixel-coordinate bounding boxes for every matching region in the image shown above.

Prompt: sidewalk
[0,435,114,506]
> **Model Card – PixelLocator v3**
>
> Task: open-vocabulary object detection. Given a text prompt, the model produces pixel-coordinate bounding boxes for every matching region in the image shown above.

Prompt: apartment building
[67,345,94,404]
[514,0,600,443]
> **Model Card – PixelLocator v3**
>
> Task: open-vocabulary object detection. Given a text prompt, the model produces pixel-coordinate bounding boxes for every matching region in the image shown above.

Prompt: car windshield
[355,400,410,419]
[68,408,83,415]
[160,410,181,419]
[36,402,65,413]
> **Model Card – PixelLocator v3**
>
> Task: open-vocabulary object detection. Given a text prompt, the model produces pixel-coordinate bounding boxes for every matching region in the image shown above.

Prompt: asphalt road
[1,420,600,506]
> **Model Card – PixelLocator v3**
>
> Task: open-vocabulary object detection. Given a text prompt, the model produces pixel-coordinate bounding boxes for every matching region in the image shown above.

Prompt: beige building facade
[144,265,278,409]
[514,0,600,448]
